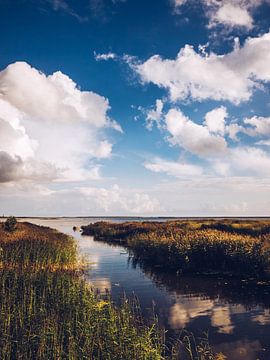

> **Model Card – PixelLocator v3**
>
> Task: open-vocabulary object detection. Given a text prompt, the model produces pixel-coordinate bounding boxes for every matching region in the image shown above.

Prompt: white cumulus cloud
[131,31,270,104]
[204,106,228,135]
[165,108,227,157]
[0,61,121,184]
[244,116,270,136]
[173,0,268,30]
[208,1,254,29]
[211,146,270,178]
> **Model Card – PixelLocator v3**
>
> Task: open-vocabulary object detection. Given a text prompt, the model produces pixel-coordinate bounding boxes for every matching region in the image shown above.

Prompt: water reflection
[127,251,270,359]
[252,309,270,325]
[211,305,234,334]
[169,298,214,329]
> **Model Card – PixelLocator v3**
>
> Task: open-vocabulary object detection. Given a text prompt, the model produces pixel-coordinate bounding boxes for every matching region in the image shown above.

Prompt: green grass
[81,220,270,278]
[0,270,166,360]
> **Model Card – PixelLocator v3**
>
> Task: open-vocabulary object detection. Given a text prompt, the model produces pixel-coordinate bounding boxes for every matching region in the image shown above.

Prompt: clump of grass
[82,220,270,278]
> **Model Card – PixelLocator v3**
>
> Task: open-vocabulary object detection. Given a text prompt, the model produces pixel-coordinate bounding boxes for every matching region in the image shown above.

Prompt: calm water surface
[22,217,270,360]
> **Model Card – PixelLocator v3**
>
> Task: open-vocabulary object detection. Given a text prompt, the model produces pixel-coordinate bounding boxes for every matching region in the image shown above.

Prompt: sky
[0,0,270,216]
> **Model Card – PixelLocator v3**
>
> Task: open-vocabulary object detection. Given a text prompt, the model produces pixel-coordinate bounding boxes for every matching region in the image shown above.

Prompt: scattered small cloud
[45,0,88,22]
[143,104,270,180]
[145,158,203,178]
[208,2,253,30]
[172,0,269,31]
[94,51,117,61]
[146,99,164,130]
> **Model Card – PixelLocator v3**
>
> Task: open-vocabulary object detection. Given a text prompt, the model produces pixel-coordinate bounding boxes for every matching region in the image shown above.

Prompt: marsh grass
[0,222,78,271]
[0,270,167,360]
[0,221,223,359]
[82,220,270,278]
[0,222,167,360]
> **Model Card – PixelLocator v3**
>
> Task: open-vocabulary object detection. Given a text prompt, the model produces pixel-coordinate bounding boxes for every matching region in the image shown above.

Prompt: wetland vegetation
[82,219,270,279]
[0,219,224,360]
[0,221,166,359]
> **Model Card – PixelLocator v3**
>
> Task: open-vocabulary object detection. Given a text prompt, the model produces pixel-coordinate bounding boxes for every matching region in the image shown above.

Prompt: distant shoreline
[1,216,270,220]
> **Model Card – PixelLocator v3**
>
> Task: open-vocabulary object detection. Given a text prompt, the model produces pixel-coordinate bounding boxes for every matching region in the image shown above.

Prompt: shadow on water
[92,237,270,360]
[129,254,270,309]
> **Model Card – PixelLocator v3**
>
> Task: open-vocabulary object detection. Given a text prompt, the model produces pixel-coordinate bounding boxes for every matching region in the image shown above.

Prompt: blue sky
[1,0,270,216]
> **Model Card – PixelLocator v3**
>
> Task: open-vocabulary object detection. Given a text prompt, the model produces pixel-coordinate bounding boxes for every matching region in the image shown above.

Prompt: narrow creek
[23,217,270,360]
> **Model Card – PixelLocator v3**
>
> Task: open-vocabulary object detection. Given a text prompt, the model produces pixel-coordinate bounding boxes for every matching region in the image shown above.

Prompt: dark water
[22,217,270,360]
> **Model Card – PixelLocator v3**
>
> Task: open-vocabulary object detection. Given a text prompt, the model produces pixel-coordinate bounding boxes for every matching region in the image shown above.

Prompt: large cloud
[0,62,121,183]
[0,62,110,127]
[131,32,270,104]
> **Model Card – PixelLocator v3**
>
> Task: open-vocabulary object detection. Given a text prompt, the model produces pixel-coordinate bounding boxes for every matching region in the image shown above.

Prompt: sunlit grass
[0,222,78,271]
[0,270,167,360]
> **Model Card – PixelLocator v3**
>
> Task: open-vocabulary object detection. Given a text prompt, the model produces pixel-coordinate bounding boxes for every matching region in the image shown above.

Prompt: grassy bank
[81,220,270,278]
[0,221,169,360]
[0,222,78,271]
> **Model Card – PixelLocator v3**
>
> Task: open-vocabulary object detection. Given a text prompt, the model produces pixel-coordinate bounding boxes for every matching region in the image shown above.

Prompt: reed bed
[82,220,270,278]
[0,221,166,360]
[0,270,167,360]
[0,220,223,359]
[0,222,78,271]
